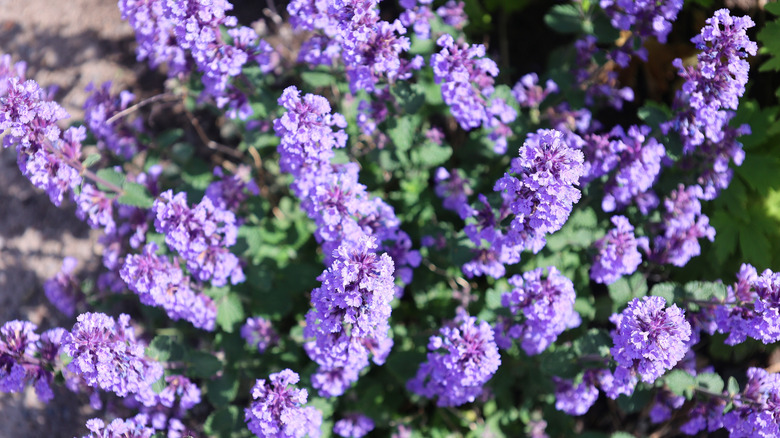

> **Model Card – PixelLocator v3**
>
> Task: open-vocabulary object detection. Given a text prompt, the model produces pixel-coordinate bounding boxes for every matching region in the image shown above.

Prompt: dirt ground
[0,0,137,436]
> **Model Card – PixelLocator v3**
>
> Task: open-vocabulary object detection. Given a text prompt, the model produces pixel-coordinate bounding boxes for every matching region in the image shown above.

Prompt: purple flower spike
[245,369,322,438]
[591,216,646,285]
[496,266,580,355]
[407,310,501,407]
[62,312,163,398]
[82,415,155,438]
[241,317,279,353]
[610,296,691,384]
[44,256,83,317]
[553,371,599,416]
[333,413,375,438]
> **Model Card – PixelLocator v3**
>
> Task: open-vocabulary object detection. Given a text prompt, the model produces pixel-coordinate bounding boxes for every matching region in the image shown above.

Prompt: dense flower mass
[44,256,83,317]
[62,312,163,398]
[245,369,322,438]
[434,167,474,219]
[649,185,716,267]
[241,317,279,353]
[591,216,646,285]
[408,310,501,407]
[600,0,683,44]
[495,266,580,354]
[611,296,691,384]
[0,320,64,402]
[83,81,141,159]
[153,190,245,286]
[553,371,599,416]
[494,129,585,252]
[333,413,375,438]
[304,235,395,397]
[82,415,156,438]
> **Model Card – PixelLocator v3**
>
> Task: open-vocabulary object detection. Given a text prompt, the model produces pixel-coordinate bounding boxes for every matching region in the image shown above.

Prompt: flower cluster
[601,125,666,213]
[120,242,217,330]
[304,236,395,397]
[62,312,163,398]
[610,296,691,385]
[44,256,83,317]
[512,73,558,109]
[0,320,64,402]
[82,415,156,438]
[461,194,519,279]
[153,189,245,286]
[333,413,375,438]
[241,317,279,353]
[205,166,260,212]
[434,167,474,220]
[130,374,202,436]
[495,267,580,355]
[431,34,516,152]
[713,264,780,345]
[648,185,716,267]
[668,9,757,153]
[83,81,142,159]
[600,0,683,44]
[590,216,646,285]
[408,310,501,407]
[494,129,585,253]
[553,371,600,416]
[119,0,274,119]
[245,369,322,438]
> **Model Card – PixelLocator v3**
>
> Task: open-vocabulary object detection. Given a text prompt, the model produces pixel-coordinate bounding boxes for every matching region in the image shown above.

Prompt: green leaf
[217,293,245,333]
[608,273,648,312]
[117,181,154,208]
[727,376,740,396]
[387,116,418,152]
[147,335,185,362]
[637,102,672,130]
[301,71,335,88]
[151,375,166,394]
[204,406,241,438]
[411,141,452,168]
[616,386,651,413]
[206,371,239,406]
[544,4,586,34]
[610,433,636,438]
[95,168,126,193]
[650,282,679,305]
[573,328,612,358]
[696,372,725,394]
[391,82,426,114]
[683,282,727,302]
[81,153,101,168]
[540,345,578,378]
[758,11,780,72]
[665,369,696,398]
[187,351,222,378]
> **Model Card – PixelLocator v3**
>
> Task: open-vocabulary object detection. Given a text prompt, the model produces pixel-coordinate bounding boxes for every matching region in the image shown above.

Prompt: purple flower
[62,312,163,397]
[721,367,780,437]
[494,129,585,252]
[512,73,558,109]
[436,0,467,29]
[131,374,202,433]
[333,413,375,438]
[668,9,757,153]
[205,166,260,212]
[610,296,691,384]
[44,256,83,317]
[121,243,217,330]
[241,317,279,353]
[83,81,141,159]
[600,0,683,44]
[496,267,580,354]
[434,167,474,219]
[649,390,685,424]
[461,194,521,279]
[553,371,599,416]
[649,185,715,267]
[274,86,348,175]
[579,133,621,186]
[153,189,244,286]
[601,125,666,213]
[399,0,434,39]
[591,216,646,285]
[245,369,322,438]
[76,183,116,233]
[304,235,395,397]
[407,310,501,407]
[82,415,155,438]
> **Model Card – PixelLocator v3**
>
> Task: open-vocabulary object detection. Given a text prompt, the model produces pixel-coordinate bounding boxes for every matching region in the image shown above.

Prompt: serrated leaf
[301,71,335,88]
[147,335,185,362]
[611,433,635,438]
[204,406,241,438]
[665,369,696,398]
[544,4,586,34]
[683,282,727,302]
[391,82,426,114]
[117,182,154,208]
[217,293,245,333]
[608,273,648,312]
[387,116,418,152]
[573,328,612,358]
[411,142,452,168]
[696,372,724,394]
[650,282,679,304]
[207,371,239,406]
[187,351,222,378]
[81,153,101,168]
[95,168,126,192]
[727,376,740,395]
[615,387,651,413]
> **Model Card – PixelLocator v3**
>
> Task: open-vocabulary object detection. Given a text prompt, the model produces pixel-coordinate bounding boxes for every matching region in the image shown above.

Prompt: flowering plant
[3,0,780,437]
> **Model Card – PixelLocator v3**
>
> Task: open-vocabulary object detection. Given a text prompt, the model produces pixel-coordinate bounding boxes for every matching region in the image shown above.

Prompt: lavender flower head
[333,413,375,438]
[62,312,163,398]
[591,216,646,285]
[600,0,683,44]
[434,167,474,219]
[721,367,780,437]
[245,369,322,438]
[649,185,715,267]
[553,371,599,416]
[44,256,83,317]
[304,235,395,397]
[494,129,585,252]
[241,317,279,353]
[82,416,155,438]
[496,266,580,355]
[610,296,691,384]
[407,310,501,407]
[512,73,558,109]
